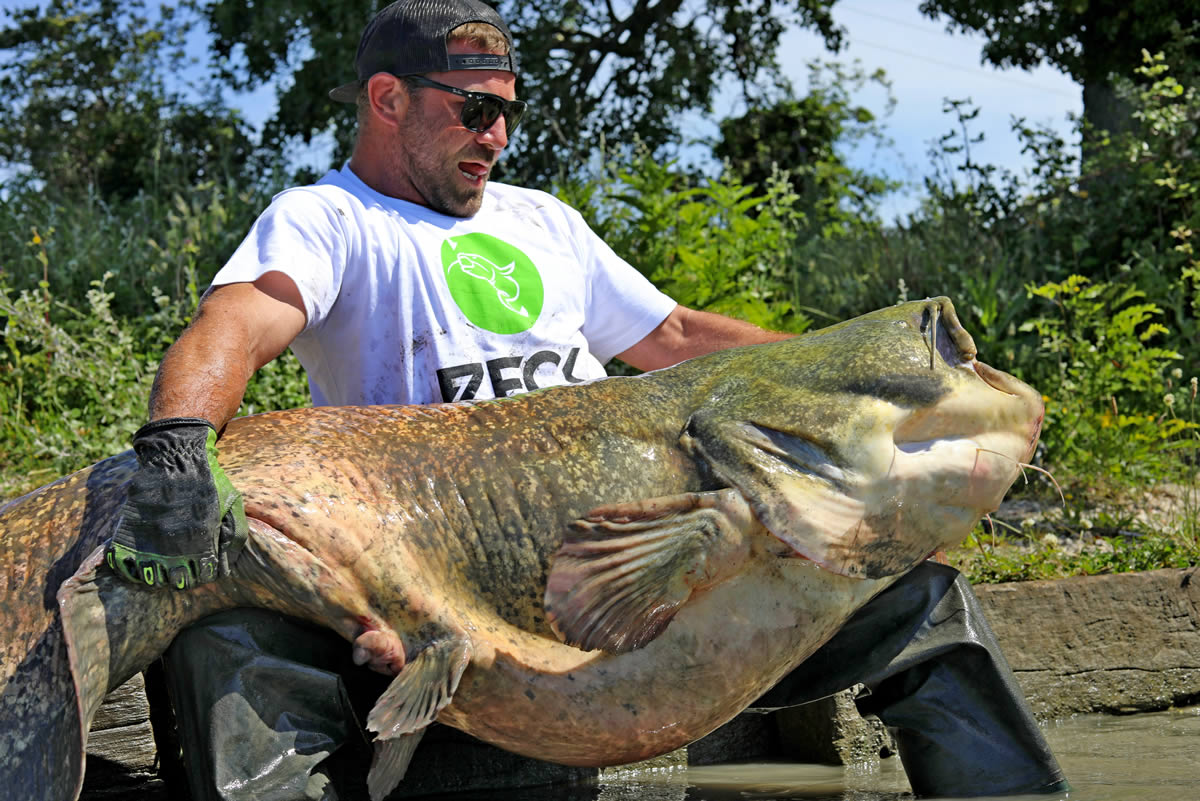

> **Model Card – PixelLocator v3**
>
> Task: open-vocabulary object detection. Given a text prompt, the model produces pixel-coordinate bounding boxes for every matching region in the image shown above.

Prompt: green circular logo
[442,233,543,334]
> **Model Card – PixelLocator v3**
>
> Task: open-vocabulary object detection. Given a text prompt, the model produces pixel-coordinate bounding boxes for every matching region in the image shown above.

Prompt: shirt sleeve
[209,187,350,331]
[564,206,677,363]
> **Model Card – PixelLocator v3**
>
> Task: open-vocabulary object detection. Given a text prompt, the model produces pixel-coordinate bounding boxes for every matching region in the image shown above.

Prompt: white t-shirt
[212,166,677,406]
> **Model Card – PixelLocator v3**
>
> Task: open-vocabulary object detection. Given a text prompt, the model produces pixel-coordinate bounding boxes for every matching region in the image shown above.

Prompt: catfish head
[680,297,1044,579]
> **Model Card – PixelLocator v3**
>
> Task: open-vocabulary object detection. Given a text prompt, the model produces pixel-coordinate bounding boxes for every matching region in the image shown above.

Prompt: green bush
[1020,275,1198,485]
[0,271,167,497]
[0,179,309,500]
[558,147,811,335]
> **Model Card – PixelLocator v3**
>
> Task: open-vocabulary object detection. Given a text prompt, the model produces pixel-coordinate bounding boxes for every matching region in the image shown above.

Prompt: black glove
[106,417,248,589]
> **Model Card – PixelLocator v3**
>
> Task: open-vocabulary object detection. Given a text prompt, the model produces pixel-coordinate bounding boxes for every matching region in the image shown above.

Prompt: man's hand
[106,418,248,589]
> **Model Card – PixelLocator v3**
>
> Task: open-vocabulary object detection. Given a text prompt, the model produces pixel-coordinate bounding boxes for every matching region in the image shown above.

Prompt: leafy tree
[918,0,1200,139]
[0,0,255,199]
[714,61,897,237]
[198,0,844,186]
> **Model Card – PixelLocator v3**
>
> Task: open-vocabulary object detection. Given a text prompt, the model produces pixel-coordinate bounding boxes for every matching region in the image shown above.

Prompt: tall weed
[0,179,308,500]
[0,179,275,317]
[558,148,809,335]
[1021,276,1197,485]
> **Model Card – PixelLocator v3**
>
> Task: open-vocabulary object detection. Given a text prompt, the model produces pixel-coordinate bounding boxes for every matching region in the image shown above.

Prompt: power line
[832,2,1080,100]
[838,2,954,39]
[851,38,1079,99]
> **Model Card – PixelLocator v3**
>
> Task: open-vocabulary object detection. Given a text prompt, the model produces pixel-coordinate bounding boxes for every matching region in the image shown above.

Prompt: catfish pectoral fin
[59,544,231,744]
[544,490,754,653]
[366,636,472,740]
[58,547,116,746]
[368,730,424,801]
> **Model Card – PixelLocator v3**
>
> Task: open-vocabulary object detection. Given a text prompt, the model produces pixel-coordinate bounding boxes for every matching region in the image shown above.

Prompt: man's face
[392,45,518,217]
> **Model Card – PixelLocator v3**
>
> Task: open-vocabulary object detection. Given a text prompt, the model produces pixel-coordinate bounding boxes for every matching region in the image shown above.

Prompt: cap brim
[329,81,360,103]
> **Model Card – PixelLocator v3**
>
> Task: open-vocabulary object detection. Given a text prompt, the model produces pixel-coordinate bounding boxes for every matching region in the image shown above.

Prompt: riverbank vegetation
[1,2,1197,582]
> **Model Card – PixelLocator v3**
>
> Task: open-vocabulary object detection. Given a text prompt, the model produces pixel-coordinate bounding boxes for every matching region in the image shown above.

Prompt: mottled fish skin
[0,298,1045,799]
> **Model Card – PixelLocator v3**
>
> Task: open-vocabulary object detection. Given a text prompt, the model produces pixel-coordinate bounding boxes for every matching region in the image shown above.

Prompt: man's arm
[149,272,308,428]
[616,304,793,372]
[107,272,307,588]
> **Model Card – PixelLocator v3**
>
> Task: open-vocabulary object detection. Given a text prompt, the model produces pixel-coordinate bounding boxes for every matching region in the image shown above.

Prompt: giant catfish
[0,298,1045,801]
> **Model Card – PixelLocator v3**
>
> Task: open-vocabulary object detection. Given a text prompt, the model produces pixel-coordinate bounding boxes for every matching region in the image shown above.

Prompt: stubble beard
[395,120,489,218]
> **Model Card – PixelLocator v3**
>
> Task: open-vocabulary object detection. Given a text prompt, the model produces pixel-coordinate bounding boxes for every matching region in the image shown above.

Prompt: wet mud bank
[80,567,1200,799]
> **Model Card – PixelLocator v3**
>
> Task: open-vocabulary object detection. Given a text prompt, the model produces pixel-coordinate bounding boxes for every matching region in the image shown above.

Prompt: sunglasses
[406,75,528,137]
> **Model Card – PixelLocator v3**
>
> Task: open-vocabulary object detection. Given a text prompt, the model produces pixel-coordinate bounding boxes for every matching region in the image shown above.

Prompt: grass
[949,475,1200,583]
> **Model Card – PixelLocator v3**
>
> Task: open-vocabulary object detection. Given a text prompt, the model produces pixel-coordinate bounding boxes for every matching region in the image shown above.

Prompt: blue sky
[1,0,1082,220]
[781,1,1081,221]
[277,0,1083,219]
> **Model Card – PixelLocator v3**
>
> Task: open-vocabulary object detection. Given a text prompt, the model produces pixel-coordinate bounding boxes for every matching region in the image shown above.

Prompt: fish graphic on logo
[442,233,544,335]
[448,252,528,318]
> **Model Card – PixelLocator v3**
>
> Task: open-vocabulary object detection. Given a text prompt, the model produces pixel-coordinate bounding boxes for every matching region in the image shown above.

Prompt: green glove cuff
[205,426,249,565]
[106,417,248,589]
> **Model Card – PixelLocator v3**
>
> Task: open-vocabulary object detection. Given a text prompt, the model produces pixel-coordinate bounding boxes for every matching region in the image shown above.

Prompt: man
[106,1,1069,798]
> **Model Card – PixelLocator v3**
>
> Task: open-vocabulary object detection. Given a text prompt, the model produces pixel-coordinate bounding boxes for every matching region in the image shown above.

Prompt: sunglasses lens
[462,96,502,133]
[461,95,526,136]
[503,101,527,136]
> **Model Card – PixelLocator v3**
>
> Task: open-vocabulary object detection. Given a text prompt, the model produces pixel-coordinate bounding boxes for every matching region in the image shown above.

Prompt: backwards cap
[329,0,516,103]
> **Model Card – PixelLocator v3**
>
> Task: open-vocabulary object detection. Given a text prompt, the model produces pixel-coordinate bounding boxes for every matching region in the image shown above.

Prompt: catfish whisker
[976,447,1066,506]
[974,514,1025,561]
[973,514,998,556]
[983,514,1022,536]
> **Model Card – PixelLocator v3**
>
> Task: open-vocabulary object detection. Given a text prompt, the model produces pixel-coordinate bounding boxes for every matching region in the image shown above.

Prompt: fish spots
[524,688,536,701]
[829,518,929,579]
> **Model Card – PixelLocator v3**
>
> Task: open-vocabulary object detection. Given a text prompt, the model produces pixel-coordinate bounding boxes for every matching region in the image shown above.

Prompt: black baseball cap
[329,0,517,103]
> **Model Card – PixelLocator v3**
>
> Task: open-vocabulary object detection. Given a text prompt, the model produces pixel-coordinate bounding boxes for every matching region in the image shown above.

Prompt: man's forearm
[619,305,794,372]
[146,278,306,430]
[669,307,794,361]
[148,315,256,431]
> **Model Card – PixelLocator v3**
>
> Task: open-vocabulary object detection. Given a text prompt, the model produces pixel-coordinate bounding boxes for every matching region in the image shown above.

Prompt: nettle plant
[1021,275,1198,486]
[559,147,809,336]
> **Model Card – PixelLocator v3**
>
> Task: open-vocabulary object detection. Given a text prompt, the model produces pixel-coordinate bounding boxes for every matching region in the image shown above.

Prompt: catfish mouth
[685,297,1045,580]
[971,359,1045,459]
[900,302,1045,467]
[923,303,1044,459]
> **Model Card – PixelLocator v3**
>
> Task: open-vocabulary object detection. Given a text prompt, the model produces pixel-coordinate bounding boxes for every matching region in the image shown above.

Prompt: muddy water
[433,706,1200,800]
